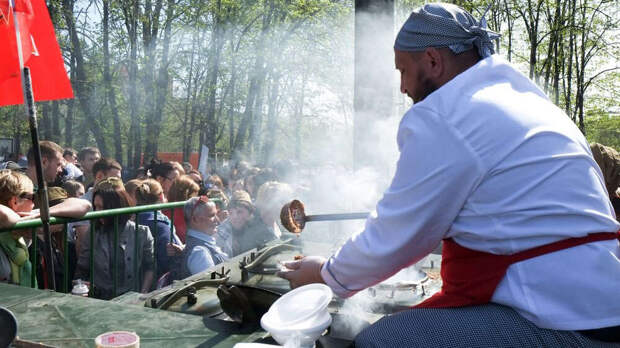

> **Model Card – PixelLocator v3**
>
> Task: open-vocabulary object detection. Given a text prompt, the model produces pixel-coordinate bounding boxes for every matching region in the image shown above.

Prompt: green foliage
[1,0,617,168]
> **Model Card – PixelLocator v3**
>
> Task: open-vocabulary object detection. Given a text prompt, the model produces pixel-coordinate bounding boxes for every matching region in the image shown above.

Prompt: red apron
[417,231,620,308]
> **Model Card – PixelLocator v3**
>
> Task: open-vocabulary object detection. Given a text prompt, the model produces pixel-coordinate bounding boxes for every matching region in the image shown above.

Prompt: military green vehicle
[1,233,441,347]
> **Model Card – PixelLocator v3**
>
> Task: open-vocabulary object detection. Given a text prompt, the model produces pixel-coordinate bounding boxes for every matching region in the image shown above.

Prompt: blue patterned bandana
[394,3,500,58]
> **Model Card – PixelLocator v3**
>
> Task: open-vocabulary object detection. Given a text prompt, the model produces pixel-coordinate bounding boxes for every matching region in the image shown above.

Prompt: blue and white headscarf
[394,3,500,58]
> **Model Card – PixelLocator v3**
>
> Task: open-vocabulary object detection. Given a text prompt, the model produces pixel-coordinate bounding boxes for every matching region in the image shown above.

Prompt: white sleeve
[321,107,484,298]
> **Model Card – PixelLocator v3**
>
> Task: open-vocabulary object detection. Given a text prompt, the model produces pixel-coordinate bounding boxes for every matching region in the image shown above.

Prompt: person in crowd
[180,196,226,278]
[187,169,203,186]
[0,170,90,287]
[25,140,64,186]
[251,169,278,198]
[31,187,79,291]
[206,175,224,191]
[279,4,620,346]
[0,170,38,287]
[233,161,251,181]
[80,158,122,203]
[228,179,244,197]
[149,162,180,200]
[170,161,186,176]
[62,148,83,181]
[73,158,123,252]
[135,167,149,180]
[74,177,154,299]
[590,143,620,220]
[62,180,85,198]
[124,179,142,202]
[135,179,182,279]
[254,181,293,238]
[77,147,101,188]
[182,162,193,174]
[164,175,200,243]
[206,188,229,222]
[215,190,255,257]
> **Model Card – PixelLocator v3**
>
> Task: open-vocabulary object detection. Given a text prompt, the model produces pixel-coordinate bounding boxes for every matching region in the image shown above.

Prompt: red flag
[0,0,73,106]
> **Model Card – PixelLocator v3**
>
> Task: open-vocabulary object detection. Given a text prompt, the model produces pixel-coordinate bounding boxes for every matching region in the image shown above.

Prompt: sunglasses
[19,192,35,202]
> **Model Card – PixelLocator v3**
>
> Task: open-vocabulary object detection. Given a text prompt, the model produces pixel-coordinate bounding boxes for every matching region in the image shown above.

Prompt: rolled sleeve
[323,107,484,298]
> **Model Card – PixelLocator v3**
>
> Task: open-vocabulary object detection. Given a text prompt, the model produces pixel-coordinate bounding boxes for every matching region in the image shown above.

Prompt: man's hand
[276,255,327,289]
[166,242,184,257]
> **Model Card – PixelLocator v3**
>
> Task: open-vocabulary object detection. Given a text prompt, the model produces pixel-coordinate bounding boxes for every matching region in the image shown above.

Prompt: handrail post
[30,228,36,288]
[153,210,158,281]
[63,223,68,293]
[134,222,139,292]
[89,222,95,297]
[113,215,119,298]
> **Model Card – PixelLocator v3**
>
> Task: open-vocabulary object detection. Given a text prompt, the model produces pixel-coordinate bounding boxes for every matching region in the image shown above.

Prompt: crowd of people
[0,140,297,300]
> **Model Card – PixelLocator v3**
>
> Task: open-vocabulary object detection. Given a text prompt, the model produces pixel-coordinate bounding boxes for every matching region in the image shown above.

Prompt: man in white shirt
[278,3,620,346]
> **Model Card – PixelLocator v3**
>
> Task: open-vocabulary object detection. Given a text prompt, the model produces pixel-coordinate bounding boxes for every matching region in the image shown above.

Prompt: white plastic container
[95,331,140,348]
[261,284,333,348]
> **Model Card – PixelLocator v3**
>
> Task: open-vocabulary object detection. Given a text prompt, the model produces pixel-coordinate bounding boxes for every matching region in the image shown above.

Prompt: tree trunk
[203,0,225,155]
[61,0,108,155]
[65,55,76,148]
[103,0,123,163]
[122,0,142,168]
[51,101,61,144]
[261,71,281,165]
[150,0,174,157]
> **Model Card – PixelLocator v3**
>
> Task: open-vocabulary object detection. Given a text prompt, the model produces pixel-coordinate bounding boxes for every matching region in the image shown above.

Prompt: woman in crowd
[164,175,200,243]
[62,180,85,198]
[135,179,182,279]
[74,177,154,299]
[206,175,224,191]
[124,179,143,202]
[0,170,36,287]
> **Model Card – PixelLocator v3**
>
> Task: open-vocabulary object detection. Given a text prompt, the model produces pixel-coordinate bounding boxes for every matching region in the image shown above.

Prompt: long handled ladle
[280,199,369,233]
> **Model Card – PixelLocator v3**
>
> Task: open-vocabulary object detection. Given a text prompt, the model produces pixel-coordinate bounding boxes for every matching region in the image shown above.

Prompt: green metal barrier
[0,200,194,296]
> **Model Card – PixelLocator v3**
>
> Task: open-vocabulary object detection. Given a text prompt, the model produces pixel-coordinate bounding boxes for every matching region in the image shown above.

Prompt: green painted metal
[152,210,158,280]
[134,222,139,292]
[89,222,94,296]
[0,201,195,233]
[0,282,260,347]
[30,228,36,288]
[63,223,68,293]
[113,216,119,297]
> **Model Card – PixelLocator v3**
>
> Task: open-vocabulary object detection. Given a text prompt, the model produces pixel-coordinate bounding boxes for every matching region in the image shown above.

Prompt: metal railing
[0,201,191,297]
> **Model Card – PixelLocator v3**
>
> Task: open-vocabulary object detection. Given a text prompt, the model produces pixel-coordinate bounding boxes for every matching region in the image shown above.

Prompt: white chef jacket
[321,55,620,330]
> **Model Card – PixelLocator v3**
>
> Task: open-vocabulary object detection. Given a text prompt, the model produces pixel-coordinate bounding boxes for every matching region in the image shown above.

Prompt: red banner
[0,0,73,106]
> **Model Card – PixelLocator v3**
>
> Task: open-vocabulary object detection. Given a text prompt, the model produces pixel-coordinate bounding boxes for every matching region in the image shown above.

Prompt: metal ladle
[280,199,369,233]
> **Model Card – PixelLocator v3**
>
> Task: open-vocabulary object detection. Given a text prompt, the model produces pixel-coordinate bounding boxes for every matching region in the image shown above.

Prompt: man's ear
[424,47,445,79]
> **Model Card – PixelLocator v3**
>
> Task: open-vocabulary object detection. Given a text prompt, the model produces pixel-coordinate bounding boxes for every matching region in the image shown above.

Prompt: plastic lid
[264,283,332,326]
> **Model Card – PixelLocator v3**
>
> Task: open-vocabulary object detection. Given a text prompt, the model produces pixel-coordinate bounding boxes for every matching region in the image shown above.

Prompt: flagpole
[12,1,56,291]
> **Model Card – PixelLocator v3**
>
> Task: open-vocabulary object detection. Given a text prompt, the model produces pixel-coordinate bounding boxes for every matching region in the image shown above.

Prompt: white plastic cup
[95,331,140,348]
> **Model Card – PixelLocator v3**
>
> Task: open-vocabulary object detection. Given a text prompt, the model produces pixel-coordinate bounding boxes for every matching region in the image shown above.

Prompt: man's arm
[49,198,92,218]
[0,204,20,229]
[280,108,483,297]
[26,198,92,220]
